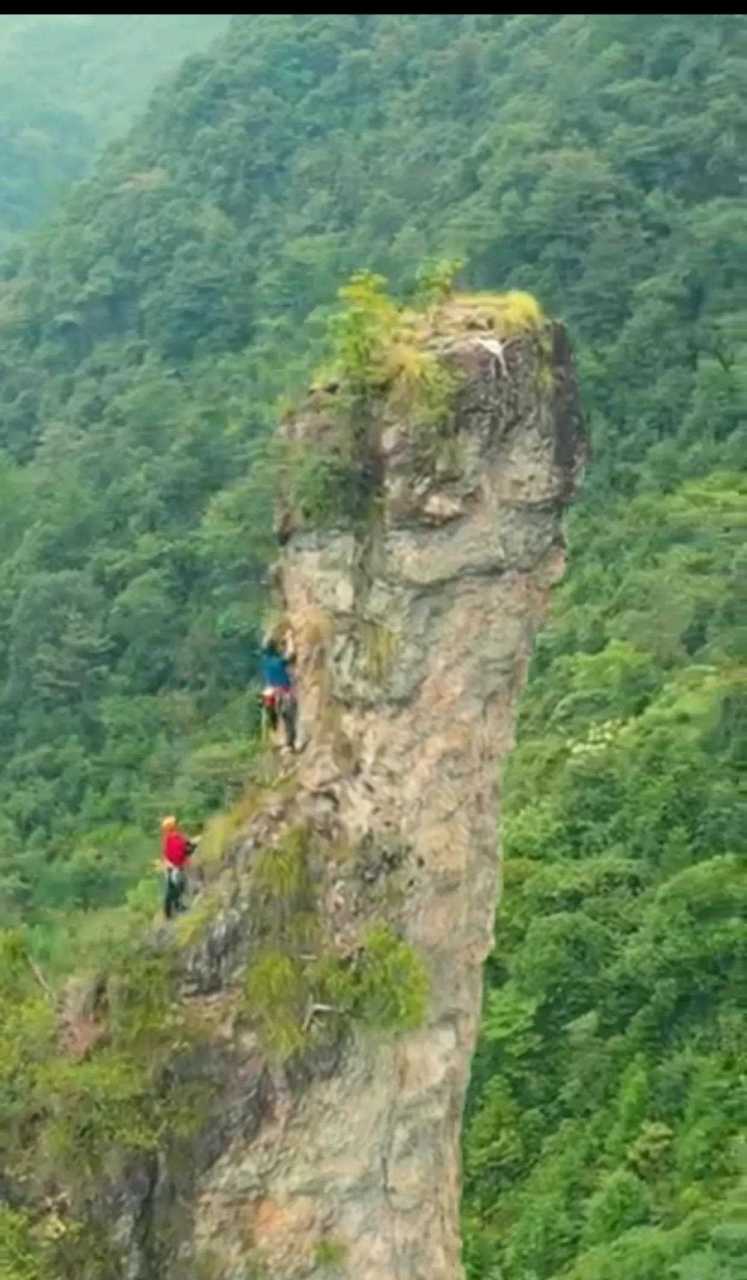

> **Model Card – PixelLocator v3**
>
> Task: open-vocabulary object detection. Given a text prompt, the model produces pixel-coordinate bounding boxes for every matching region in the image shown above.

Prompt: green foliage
[283,270,464,531]
[464,472,745,1277]
[349,923,429,1031]
[359,620,399,683]
[0,1207,41,1280]
[453,290,546,338]
[0,12,743,1278]
[325,270,458,423]
[106,948,179,1047]
[39,1050,161,1175]
[0,923,208,1280]
[583,1170,651,1247]
[251,825,318,948]
[284,445,367,530]
[243,949,308,1062]
[0,15,229,247]
[415,257,465,306]
[253,827,310,902]
[327,271,401,397]
[314,1237,348,1270]
[244,821,428,1059]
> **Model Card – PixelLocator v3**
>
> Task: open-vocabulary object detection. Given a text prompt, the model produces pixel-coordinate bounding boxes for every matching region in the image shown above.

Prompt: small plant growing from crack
[314,1236,349,1272]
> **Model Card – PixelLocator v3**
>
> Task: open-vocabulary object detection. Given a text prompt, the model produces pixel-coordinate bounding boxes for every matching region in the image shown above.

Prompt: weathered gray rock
[112,309,584,1279]
[175,318,584,1279]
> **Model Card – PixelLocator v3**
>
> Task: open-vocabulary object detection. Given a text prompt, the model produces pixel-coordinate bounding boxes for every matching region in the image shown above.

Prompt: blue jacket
[261,650,293,688]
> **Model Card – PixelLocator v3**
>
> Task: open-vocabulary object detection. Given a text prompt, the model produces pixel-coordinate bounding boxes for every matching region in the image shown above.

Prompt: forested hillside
[0,13,744,1278]
[0,13,229,245]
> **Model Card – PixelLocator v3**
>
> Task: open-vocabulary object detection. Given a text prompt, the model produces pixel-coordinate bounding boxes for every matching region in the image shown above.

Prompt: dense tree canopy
[0,13,744,1277]
[0,13,229,246]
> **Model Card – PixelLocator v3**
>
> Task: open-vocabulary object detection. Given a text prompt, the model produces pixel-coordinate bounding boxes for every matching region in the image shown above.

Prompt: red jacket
[163,830,191,868]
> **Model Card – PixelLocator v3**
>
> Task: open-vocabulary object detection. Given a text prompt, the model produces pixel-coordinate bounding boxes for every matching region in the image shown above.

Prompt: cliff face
[120,307,584,1280]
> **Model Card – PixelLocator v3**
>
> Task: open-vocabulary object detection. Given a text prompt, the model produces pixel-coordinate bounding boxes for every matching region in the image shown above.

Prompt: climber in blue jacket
[259,629,297,751]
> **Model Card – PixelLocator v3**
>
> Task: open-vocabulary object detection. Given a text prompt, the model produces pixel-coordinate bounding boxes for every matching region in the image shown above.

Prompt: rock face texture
[128,309,584,1280]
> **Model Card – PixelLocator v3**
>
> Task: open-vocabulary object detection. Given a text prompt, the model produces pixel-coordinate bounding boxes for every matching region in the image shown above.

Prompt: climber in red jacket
[161,815,196,919]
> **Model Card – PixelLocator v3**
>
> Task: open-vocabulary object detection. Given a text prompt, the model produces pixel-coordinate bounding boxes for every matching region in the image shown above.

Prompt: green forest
[0,12,744,1279]
[0,13,229,247]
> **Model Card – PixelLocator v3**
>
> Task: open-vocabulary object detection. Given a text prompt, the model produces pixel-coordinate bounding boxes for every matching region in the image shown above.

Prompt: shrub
[39,1050,161,1177]
[0,1206,41,1280]
[359,620,399,683]
[415,257,465,306]
[243,914,428,1061]
[254,826,310,901]
[352,923,429,1030]
[286,446,368,528]
[244,949,308,1061]
[583,1169,651,1246]
[327,271,400,396]
[314,1237,348,1270]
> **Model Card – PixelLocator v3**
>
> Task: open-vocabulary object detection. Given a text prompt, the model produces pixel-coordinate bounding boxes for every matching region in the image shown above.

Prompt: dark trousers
[164,867,187,919]
[264,688,297,748]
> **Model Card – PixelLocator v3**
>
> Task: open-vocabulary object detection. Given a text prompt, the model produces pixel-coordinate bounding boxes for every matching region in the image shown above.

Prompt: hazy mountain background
[0,13,230,245]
